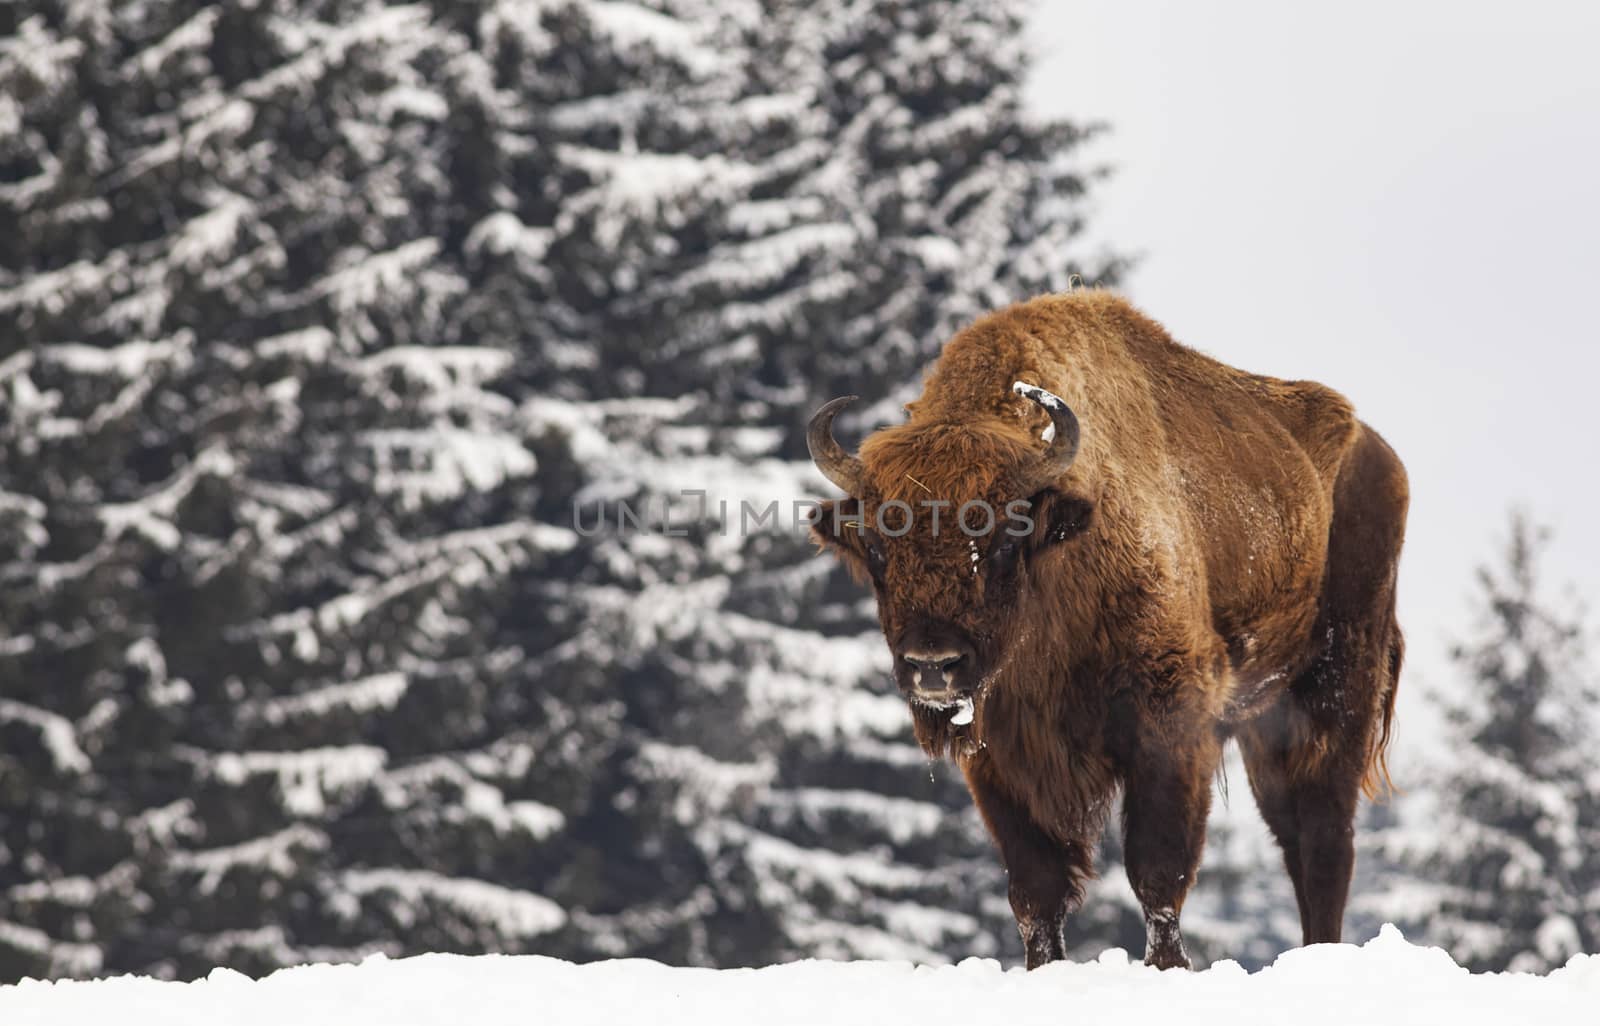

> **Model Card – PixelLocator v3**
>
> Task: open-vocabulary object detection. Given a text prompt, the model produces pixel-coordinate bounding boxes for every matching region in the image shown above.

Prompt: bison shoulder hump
[1258,378,1360,483]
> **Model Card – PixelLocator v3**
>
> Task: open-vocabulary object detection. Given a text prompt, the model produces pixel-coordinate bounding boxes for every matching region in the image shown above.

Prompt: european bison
[807,291,1407,969]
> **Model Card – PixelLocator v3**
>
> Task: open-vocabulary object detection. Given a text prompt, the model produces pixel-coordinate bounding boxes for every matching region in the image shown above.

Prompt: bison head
[807,383,1094,711]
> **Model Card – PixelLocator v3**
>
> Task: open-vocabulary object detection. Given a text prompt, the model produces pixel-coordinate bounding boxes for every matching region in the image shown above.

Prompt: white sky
[1025,0,1600,733]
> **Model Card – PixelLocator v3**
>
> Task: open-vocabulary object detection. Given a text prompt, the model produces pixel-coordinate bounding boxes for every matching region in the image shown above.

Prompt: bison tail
[1360,630,1404,802]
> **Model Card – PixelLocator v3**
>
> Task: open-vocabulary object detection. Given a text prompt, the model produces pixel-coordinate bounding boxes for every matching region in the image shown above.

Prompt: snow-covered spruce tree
[1375,515,1600,972]
[1,0,574,978]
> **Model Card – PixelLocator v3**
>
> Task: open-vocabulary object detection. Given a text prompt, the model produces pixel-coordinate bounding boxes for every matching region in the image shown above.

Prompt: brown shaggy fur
[812,290,1408,969]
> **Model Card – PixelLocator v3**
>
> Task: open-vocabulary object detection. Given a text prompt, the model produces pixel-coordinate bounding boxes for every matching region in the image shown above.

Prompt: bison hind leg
[1238,597,1404,946]
[1241,421,1406,947]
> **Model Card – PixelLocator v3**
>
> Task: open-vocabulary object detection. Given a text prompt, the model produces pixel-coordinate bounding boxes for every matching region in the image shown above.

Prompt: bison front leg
[1119,735,1219,970]
[964,765,1095,969]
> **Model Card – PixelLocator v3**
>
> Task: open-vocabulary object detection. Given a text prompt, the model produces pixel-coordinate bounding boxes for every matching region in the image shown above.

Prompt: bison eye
[861,527,888,574]
[1042,495,1094,545]
[985,533,1022,580]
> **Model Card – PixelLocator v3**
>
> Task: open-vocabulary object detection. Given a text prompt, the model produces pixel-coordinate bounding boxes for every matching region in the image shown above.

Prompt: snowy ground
[3,928,1597,1026]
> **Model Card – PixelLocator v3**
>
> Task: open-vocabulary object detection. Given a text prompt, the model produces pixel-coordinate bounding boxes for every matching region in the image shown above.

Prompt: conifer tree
[1379,515,1600,971]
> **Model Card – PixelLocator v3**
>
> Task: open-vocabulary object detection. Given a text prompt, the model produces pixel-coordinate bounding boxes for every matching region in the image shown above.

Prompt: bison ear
[809,498,865,552]
[809,499,873,583]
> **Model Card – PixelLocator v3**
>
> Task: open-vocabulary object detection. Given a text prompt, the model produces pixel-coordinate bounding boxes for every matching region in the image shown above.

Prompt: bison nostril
[903,650,965,672]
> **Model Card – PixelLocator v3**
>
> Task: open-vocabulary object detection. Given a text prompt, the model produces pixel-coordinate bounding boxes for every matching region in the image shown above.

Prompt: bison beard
[808,291,1408,970]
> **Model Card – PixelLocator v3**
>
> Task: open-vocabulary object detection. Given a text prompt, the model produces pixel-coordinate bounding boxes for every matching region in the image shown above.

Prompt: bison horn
[808,395,866,496]
[1011,380,1081,494]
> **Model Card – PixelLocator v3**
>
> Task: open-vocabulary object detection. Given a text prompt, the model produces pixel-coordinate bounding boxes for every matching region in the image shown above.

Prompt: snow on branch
[125,7,221,77]
[0,919,102,979]
[464,212,554,265]
[97,443,231,550]
[0,698,89,774]
[37,337,193,379]
[191,747,388,817]
[169,192,253,271]
[0,16,83,95]
[338,869,565,938]
[238,673,410,727]
[362,427,535,506]
[314,239,444,318]
[169,824,332,895]
[761,788,946,848]
[583,1,725,76]
[716,822,930,907]
[559,146,757,249]
[635,741,776,825]
[374,757,565,841]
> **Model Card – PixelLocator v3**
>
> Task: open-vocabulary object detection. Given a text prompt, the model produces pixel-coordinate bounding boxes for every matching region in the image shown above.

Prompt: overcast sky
[1025,0,1600,733]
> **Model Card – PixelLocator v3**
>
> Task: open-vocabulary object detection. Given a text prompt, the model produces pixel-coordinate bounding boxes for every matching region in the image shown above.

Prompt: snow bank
[4,927,1597,1026]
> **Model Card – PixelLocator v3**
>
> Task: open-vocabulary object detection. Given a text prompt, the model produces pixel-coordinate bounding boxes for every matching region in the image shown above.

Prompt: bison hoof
[1143,908,1190,969]
[1144,950,1192,970]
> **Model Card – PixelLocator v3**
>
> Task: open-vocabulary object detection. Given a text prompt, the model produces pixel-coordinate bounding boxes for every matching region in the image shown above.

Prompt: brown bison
[807,290,1407,969]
